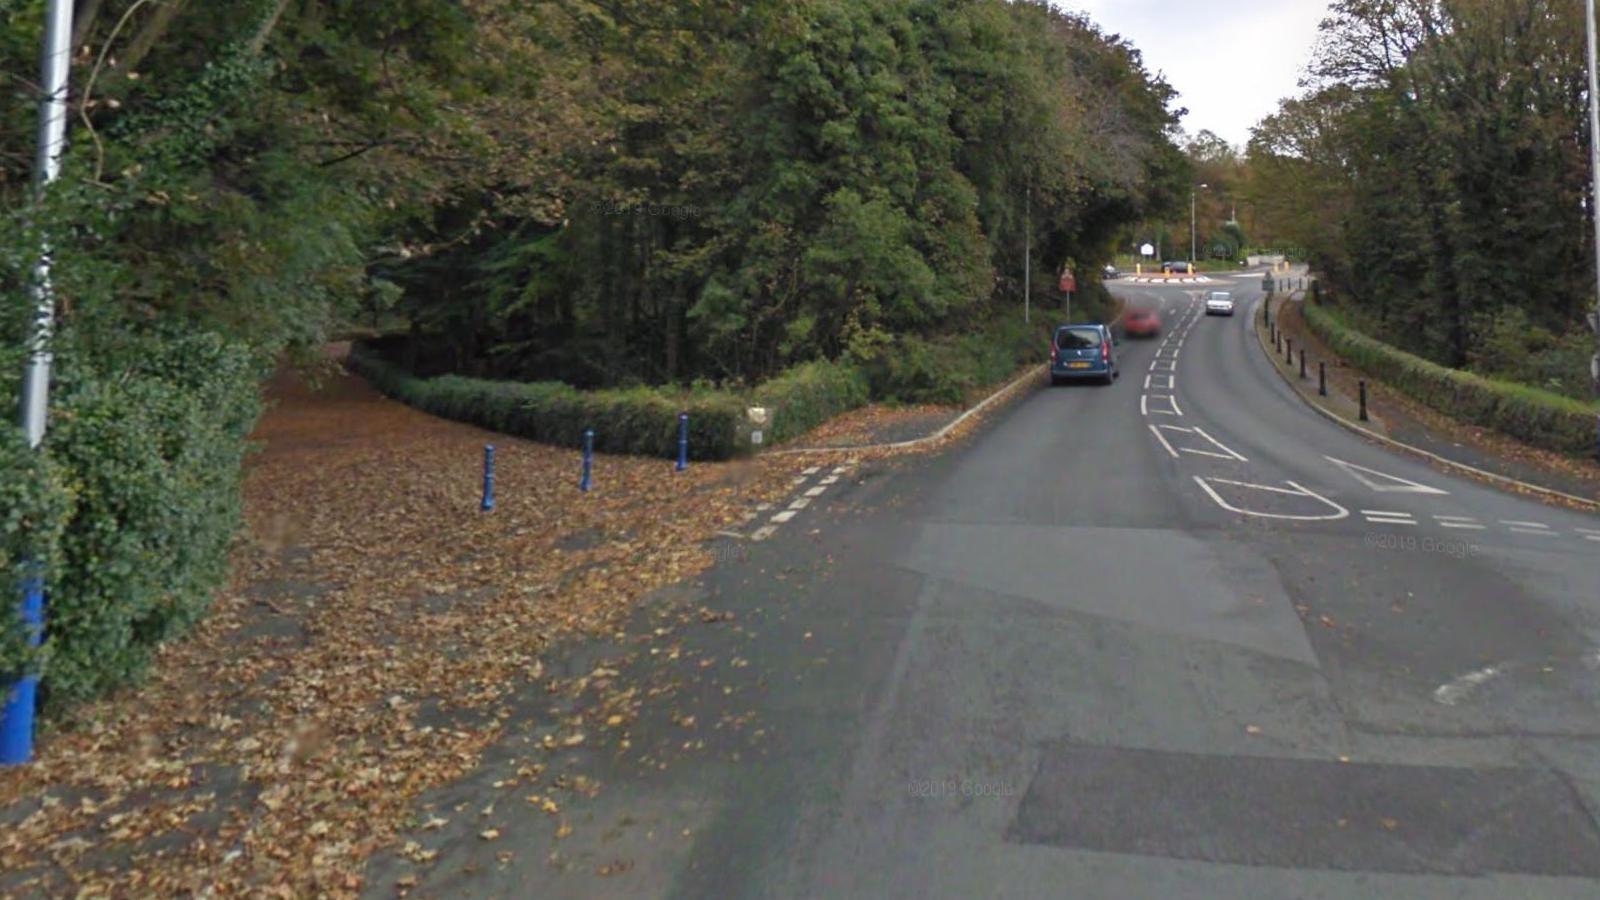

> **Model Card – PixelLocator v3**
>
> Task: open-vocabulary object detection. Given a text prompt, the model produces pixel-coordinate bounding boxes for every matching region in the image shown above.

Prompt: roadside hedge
[1302,303,1598,455]
[349,345,747,459]
[752,360,870,445]
[0,329,261,710]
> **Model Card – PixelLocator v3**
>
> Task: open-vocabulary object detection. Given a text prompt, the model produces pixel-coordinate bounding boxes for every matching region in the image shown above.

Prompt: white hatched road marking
[771,510,797,523]
[1325,456,1448,495]
[802,466,820,475]
[749,525,778,542]
[1148,424,1180,459]
[820,476,839,485]
[805,485,827,497]
[1193,477,1352,522]
[788,497,811,510]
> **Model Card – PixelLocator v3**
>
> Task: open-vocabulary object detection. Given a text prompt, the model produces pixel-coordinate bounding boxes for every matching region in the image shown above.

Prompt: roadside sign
[1060,269,1076,293]
[751,430,764,445]
[1587,311,1598,333]
[1140,243,1155,257]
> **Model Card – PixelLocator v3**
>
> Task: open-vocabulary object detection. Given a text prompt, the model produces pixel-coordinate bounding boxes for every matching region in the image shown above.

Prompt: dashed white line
[1361,509,1411,517]
[1437,520,1486,530]
[804,485,827,498]
[749,525,778,542]
[1510,527,1558,537]
[1365,516,1416,526]
[820,476,839,485]
[1501,520,1549,529]
[802,466,820,475]
[788,497,811,511]
[771,510,797,523]
[1140,394,1148,416]
[1143,375,1152,390]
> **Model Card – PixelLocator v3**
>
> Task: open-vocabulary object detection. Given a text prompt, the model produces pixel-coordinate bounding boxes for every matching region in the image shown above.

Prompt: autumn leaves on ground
[0,353,1024,896]
[0,352,829,895]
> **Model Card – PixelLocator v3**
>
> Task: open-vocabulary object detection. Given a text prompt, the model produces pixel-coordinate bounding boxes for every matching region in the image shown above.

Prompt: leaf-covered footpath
[0,352,865,897]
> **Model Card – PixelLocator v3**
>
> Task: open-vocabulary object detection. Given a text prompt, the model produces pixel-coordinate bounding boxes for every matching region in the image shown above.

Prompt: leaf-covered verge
[0,357,863,896]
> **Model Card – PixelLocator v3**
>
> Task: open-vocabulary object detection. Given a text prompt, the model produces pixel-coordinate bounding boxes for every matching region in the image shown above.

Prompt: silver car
[1204,291,1235,316]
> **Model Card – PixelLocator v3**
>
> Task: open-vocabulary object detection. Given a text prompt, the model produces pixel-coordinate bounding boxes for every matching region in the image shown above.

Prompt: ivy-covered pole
[3,0,74,766]
[1585,0,1600,458]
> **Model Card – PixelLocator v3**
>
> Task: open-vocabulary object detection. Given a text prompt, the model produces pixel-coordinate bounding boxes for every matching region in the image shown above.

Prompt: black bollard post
[1359,380,1369,421]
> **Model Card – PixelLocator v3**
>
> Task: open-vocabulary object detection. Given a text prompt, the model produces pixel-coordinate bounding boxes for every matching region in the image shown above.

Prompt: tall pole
[1024,184,1031,325]
[3,0,74,767]
[1586,0,1600,411]
[1190,190,1197,262]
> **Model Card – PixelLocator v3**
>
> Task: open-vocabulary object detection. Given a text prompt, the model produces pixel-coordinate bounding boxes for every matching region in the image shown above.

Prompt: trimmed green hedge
[1302,303,1598,455]
[349,345,747,459]
[752,360,870,445]
[1,330,261,709]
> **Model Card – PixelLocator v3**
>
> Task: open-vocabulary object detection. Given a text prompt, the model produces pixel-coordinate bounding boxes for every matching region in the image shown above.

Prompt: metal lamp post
[1190,183,1209,265]
[3,0,73,766]
[1585,0,1600,436]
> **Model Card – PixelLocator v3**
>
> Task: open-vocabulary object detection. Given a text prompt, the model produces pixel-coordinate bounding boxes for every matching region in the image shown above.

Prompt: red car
[1123,308,1161,338]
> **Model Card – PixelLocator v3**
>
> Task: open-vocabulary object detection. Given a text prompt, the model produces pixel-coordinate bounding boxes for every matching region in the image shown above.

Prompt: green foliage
[348,345,747,460]
[851,314,1048,405]
[0,423,71,680]
[1252,0,1593,372]
[1304,303,1597,456]
[752,360,870,445]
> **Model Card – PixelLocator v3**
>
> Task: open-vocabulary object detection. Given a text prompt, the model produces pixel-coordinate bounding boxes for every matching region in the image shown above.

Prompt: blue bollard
[676,413,689,472]
[481,444,496,512]
[0,572,43,765]
[580,429,594,492]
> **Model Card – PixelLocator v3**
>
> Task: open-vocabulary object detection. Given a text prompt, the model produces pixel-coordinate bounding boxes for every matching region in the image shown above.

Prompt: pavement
[369,269,1600,899]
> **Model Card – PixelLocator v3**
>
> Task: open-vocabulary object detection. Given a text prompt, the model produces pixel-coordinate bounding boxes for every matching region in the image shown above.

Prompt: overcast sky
[1062,0,1330,149]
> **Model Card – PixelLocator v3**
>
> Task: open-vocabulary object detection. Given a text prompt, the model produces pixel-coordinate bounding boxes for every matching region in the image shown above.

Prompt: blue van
[1050,323,1118,385]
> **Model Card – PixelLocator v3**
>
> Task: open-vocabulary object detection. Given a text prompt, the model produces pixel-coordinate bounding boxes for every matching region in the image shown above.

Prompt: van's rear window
[1056,328,1102,349]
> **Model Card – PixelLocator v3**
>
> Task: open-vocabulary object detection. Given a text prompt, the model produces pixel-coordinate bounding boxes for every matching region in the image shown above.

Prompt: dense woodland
[1244,0,1598,399]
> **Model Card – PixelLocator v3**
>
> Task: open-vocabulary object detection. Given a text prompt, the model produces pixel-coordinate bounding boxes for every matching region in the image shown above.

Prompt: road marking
[1510,527,1558,537]
[755,502,773,512]
[716,529,747,540]
[1143,375,1151,390]
[1437,519,1486,530]
[1366,517,1416,526]
[1193,476,1352,521]
[832,465,852,475]
[1582,534,1600,542]
[1150,374,1174,389]
[1575,527,1600,536]
[1141,394,1182,416]
[771,510,797,523]
[1325,456,1449,495]
[820,476,839,485]
[802,466,820,475]
[804,485,827,497]
[1434,665,1504,705]
[1148,424,1180,459]
[1140,394,1147,416]
[1188,426,1248,461]
[1501,520,1549,529]
[749,525,778,542]
[788,497,811,510]
[1361,509,1412,517]
[1150,359,1176,372]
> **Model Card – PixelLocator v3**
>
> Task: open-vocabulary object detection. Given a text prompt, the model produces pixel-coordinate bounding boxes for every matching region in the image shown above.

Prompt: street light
[1585,0,1600,434]
[1190,183,1209,265]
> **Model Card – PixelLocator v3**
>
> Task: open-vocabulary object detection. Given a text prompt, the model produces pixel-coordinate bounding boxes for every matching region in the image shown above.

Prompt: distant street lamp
[1585,0,1600,424]
[1190,183,1209,264]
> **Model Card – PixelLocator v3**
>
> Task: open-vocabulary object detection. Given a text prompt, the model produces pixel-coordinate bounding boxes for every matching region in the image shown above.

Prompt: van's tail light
[1101,341,1111,362]
[1050,342,1058,362]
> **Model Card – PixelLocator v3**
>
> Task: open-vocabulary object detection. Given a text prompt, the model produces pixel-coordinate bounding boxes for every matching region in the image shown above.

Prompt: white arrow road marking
[1434,665,1504,705]
[1193,477,1352,521]
[1325,456,1449,494]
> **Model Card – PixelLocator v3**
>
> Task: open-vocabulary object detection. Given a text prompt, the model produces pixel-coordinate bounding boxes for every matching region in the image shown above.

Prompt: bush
[349,344,747,459]
[854,314,1049,405]
[0,330,262,709]
[1303,303,1598,455]
[752,360,869,445]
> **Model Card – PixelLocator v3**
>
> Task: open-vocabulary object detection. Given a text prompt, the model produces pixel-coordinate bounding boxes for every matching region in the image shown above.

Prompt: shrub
[0,329,262,709]
[1303,303,1597,455]
[349,344,747,459]
[752,360,869,445]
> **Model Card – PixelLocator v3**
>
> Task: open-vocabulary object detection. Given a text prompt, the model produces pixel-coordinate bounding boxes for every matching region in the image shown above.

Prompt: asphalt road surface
[372,271,1600,899]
